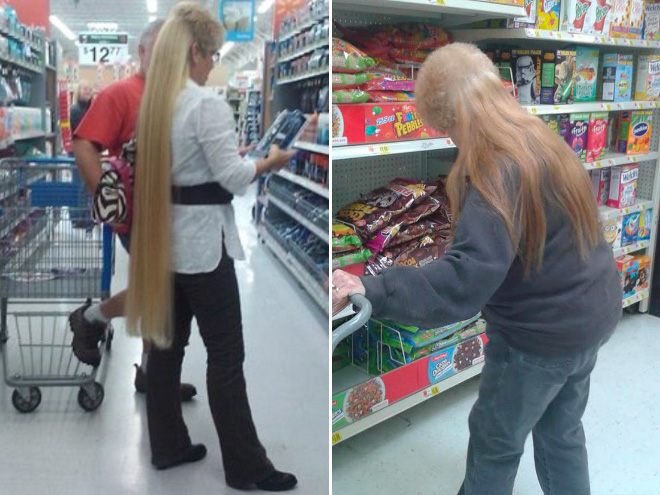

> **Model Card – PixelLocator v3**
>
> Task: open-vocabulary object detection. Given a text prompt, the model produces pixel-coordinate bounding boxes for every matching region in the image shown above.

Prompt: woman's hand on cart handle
[332,270,366,309]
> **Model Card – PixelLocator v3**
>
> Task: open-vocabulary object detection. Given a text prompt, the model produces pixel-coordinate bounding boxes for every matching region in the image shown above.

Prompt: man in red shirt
[69,19,196,401]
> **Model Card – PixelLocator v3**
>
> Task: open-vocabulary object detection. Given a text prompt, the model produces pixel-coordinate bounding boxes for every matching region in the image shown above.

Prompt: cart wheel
[105,327,114,351]
[78,382,104,411]
[12,387,41,413]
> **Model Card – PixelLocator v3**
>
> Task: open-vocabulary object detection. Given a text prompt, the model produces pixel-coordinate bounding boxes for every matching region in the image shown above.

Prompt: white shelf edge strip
[599,200,654,221]
[334,0,525,17]
[276,170,329,199]
[332,138,455,160]
[260,227,328,312]
[278,41,328,63]
[584,152,660,170]
[294,141,329,155]
[623,289,649,309]
[268,195,329,242]
[333,361,484,445]
[613,240,650,258]
[526,101,660,116]
[276,68,328,85]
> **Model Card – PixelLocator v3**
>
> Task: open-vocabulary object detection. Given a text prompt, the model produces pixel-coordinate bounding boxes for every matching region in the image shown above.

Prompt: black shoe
[69,301,106,367]
[134,364,198,402]
[228,471,298,492]
[152,444,207,470]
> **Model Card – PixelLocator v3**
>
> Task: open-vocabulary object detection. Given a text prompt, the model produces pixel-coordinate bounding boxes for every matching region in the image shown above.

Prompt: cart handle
[332,294,372,352]
[21,156,76,164]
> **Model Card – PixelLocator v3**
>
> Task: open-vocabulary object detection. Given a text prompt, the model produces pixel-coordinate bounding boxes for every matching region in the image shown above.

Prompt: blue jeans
[458,331,610,495]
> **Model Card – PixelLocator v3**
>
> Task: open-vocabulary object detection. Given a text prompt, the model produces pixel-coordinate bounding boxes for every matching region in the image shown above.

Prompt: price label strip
[332,432,343,445]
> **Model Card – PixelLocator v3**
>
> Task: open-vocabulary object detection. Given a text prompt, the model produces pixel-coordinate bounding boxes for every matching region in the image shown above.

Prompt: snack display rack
[331,0,660,446]
[257,0,330,313]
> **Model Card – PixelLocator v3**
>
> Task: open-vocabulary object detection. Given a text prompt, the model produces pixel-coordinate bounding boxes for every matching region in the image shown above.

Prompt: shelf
[277,15,329,44]
[623,288,649,308]
[12,132,47,141]
[276,170,329,199]
[613,240,650,258]
[276,68,329,85]
[260,226,328,312]
[453,28,660,50]
[334,0,525,18]
[268,195,328,242]
[0,27,45,51]
[525,101,660,116]
[584,152,660,170]
[294,141,329,155]
[0,54,42,74]
[278,41,328,64]
[599,199,654,221]
[333,138,454,160]
[45,64,57,72]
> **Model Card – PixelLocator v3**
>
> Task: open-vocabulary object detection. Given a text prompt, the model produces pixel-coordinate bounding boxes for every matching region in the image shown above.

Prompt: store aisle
[333,313,660,495]
[0,192,329,495]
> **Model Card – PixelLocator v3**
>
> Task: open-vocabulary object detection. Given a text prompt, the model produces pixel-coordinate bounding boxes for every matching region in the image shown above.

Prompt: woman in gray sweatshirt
[332,43,622,495]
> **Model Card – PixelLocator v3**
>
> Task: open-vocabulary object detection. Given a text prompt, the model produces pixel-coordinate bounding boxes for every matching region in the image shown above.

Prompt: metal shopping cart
[0,157,114,413]
[332,295,372,352]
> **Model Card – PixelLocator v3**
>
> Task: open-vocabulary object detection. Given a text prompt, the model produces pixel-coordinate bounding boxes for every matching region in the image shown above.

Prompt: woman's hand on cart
[332,270,366,310]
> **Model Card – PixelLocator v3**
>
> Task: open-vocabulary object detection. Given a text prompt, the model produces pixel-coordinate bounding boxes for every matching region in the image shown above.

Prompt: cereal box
[498,49,514,69]
[587,112,609,162]
[591,167,612,204]
[562,0,613,34]
[540,50,557,104]
[644,0,660,39]
[617,110,653,154]
[542,114,561,134]
[574,46,600,101]
[559,113,572,141]
[569,113,590,160]
[512,49,542,104]
[627,0,645,38]
[602,215,622,247]
[622,211,641,246]
[632,254,651,291]
[609,0,631,37]
[602,53,633,101]
[616,254,638,296]
[634,55,660,101]
[553,50,576,104]
[608,163,639,208]
[508,0,537,27]
[639,208,653,241]
[538,0,562,30]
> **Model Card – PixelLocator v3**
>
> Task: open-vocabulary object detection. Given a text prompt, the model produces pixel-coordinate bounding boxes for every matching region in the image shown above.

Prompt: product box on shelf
[574,46,600,101]
[608,163,639,208]
[616,254,639,296]
[634,55,660,101]
[507,0,537,27]
[644,1,660,39]
[591,167,612,204]
[639,208,653,241]
[561,0,613,35]
[555,49,576,104]
[331,103,445,147]
[622,211,641,245]
[569,112,590,160]
[633,254,651,290]
[616,110,652,154]
[602,215,623,247]
[332,333,488,432]
[542,114,561,133]
[627,0,645,38]
[512,49,543,104]
[587,112,609,161]
[498,49,514,69]
[559,113,572,140]
[610,0,631,37]
[538,0,562,30]
[602,53,633,101]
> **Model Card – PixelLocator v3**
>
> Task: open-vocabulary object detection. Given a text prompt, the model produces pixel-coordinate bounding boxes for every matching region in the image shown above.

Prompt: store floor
[0,192,329,494]
[333,313,660,495]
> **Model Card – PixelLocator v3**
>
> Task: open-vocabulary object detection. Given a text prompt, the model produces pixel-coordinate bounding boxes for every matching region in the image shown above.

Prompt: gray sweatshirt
[361,185,622,356]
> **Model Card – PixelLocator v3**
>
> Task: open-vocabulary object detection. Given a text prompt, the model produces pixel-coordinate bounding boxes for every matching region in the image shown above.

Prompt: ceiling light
[148,14,157,22]
[257,0,274,14]
[220,41,235,58]
[147,0,158,14]
[86,22,119,31]
[50,15,76,41]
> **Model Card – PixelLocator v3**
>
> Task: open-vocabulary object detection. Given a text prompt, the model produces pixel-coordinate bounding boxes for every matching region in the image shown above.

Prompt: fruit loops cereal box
[586,112,608,162]
[538,0,561,30]
[602,215,622,247]
[602,53,633,101]
[608,163,639,208]
[627,0,645,38]
[562,0,613,34]
[569,113,590,161]
[638,208,653,241]
[632,254,651,291]
[634,55,660,101]
[622,211,641,246]
[573,46,599,101]
[591,167,611,204]
[512,49,542,104]
[644,1,660,40]
[617,110,653,154]
[609,0,630,37]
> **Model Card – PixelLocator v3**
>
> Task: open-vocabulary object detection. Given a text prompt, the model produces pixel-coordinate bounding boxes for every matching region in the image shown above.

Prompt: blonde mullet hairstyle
[416,43,602,276]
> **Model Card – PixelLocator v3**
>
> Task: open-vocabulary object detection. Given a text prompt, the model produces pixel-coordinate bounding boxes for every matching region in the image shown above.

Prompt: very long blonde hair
[125,3,224,348]
[415,43,601,275]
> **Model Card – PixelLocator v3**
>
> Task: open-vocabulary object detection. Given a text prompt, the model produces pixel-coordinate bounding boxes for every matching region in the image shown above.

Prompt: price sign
[378,145,391,155]
[331,432,342,445]
[78,32,129,66]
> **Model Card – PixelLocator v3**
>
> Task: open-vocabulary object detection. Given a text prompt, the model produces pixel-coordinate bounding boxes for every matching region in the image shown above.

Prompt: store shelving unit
[332,0,660,446]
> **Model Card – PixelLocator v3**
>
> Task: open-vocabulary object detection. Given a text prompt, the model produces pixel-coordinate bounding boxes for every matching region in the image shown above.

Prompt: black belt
[171,183,234,205]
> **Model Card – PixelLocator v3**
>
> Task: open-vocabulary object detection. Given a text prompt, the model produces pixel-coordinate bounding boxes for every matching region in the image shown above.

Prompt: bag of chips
[394,234,450,268]
[332,248,373,270]
[333,38,376,73]
[332,222,362,253]
[332,89,370,104]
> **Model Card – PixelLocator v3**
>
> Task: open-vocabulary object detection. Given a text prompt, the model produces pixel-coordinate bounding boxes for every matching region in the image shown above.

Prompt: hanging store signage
[220,0,255,42]
[78,32,130,66]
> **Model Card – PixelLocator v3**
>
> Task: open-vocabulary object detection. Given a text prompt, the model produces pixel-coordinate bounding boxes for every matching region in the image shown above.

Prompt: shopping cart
[0,157,114,413]
[332,295,372,352]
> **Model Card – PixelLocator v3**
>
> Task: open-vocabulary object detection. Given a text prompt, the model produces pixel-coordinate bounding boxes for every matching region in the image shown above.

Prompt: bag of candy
[332,248,373,270]
[389,23,451,50]
[390,48,431,65]
[366,91,415,102]
[332,222,362,253]
[393,234,451,268]
[332,89,370,104]
[332,38,376,73]
[362,75,416,92]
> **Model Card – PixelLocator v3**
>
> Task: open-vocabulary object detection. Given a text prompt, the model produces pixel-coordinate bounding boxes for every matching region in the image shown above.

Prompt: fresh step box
[608,163,639,208]
[602,53,633,102]
[634,55,660,101]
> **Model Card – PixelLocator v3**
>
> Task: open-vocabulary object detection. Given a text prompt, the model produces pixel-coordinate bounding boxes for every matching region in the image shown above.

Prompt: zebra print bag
[92,139,136,234]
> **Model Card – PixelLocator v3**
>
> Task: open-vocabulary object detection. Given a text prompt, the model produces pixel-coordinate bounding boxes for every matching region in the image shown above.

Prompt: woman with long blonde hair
[333,43,621,495]
[126,3,296,491]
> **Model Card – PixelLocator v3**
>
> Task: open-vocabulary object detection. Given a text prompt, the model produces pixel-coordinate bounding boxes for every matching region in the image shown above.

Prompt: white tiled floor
[333,313,660,495]
[0,193,329,494]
